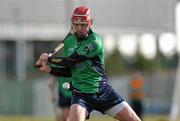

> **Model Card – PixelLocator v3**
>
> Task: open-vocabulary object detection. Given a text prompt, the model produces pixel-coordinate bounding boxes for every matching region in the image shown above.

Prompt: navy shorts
[58,91,71,108]
[71,84,125,118]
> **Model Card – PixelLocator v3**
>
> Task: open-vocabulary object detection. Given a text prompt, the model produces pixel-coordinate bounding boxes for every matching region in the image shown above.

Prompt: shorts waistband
[72,84,112,96]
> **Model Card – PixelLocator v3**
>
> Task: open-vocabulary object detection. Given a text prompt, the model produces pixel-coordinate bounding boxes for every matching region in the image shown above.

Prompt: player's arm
[48,39,102,67]
[48,76,57,103]
[37,57,72,77]
[49,66,72,77]
[49,76,57,93]
[47,51,87,67]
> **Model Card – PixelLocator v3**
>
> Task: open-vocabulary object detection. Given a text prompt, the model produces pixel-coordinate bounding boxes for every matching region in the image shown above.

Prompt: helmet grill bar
[73,13,90,17]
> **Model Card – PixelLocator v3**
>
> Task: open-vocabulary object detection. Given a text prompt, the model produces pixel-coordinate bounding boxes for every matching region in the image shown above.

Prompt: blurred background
[0,0,180,121]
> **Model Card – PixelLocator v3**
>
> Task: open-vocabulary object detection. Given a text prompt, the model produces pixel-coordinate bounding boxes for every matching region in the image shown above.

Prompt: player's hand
[39,53,49,62]
[34,53,49,68]
[39,60,51,73]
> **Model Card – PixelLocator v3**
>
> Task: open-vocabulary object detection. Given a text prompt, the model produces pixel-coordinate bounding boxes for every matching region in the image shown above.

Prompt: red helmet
[71,6,93,26]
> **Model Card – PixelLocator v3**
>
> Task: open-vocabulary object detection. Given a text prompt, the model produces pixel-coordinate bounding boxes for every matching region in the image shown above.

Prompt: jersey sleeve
[49,66,72,77]
[76,37,102,58]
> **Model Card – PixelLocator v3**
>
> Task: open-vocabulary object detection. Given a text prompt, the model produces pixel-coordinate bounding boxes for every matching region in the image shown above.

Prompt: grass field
[0,115,179,121]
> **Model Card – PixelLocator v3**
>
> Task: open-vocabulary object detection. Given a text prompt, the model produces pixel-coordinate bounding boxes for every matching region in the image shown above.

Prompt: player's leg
[70,91,93,121]
[58,92,71,121]
[104,97,141,121]
[99,85,141,121]
[60,107,70,121]
[69,104,86,121]
[131,100,144,120]
[113,101,141,121]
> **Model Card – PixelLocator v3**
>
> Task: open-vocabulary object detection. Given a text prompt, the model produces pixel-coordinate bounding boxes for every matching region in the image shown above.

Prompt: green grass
[0,115,179,121]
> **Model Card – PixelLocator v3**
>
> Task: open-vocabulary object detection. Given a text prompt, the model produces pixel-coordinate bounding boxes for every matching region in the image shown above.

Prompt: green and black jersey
[49,30,108,93]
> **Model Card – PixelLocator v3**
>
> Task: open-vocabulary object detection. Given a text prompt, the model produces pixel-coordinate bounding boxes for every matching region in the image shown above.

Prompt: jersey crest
[84,42,96,54]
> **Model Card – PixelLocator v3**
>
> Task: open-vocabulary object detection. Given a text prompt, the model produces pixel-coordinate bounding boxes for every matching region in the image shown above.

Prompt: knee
[71,104,86,114]
[69,104,86,121]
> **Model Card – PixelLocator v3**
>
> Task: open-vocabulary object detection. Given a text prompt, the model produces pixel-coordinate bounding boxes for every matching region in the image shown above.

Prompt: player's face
[73,23,90,39]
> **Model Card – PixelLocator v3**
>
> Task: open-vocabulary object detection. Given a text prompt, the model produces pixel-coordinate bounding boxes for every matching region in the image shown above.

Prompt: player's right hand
[38,60,51,73]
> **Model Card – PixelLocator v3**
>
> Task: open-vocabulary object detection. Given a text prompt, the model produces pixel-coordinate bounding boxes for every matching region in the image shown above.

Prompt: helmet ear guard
[89,19,93,27]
